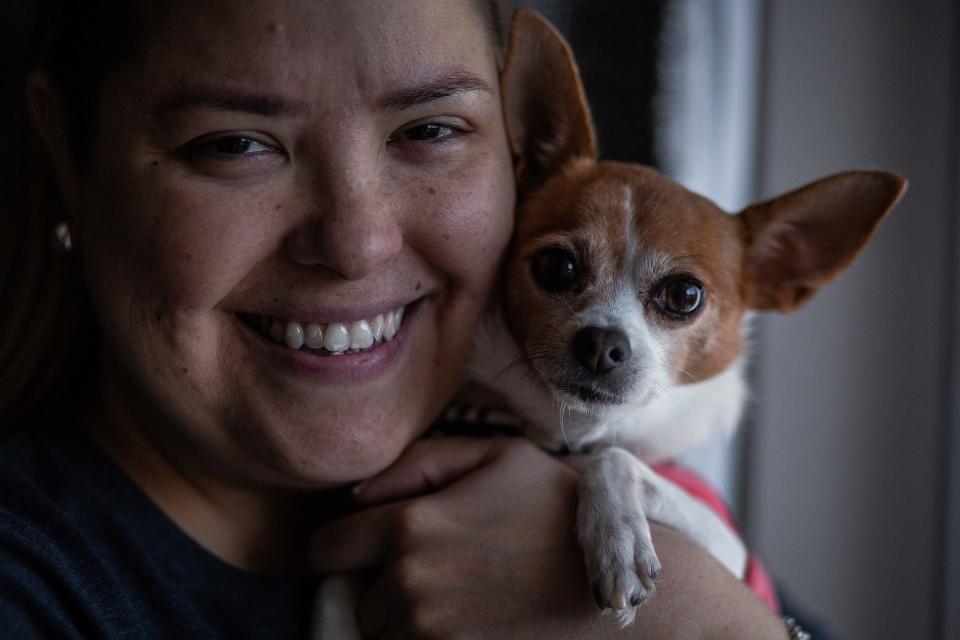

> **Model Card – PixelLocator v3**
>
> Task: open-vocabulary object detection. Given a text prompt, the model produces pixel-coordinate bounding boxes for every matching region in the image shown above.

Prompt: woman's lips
[240,302,407,356]
[235,299,421,384]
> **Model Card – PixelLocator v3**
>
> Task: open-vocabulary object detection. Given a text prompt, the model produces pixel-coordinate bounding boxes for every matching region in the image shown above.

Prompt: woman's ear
[25,70,81,217]
[501,8,597,198]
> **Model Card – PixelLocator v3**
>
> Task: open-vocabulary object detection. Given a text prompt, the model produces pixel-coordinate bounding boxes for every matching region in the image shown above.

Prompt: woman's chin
[235,406,425,488]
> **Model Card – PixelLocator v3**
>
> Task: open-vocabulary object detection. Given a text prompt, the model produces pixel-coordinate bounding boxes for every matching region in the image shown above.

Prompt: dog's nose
[572,327,631,374]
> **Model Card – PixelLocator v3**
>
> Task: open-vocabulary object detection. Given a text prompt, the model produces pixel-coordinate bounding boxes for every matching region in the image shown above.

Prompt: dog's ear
[740,171,907,312]
[501,8,597,198]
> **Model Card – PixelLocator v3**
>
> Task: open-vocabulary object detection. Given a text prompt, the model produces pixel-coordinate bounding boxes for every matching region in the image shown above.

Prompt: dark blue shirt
[0,425,317,639]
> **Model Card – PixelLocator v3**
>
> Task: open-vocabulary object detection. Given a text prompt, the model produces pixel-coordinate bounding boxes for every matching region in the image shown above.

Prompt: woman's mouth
[241,304,406,356]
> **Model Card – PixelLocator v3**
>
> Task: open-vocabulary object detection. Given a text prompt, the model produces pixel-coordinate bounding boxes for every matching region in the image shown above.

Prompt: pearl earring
[52,221,73,253]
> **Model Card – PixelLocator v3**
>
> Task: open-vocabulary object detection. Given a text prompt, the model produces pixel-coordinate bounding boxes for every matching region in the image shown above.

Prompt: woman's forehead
[135,0,499,109]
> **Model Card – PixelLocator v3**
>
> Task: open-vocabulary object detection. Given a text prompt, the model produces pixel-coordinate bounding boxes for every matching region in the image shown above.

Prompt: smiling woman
[0,1,789,639]
[17,0,515,492]
[2,0,510,430]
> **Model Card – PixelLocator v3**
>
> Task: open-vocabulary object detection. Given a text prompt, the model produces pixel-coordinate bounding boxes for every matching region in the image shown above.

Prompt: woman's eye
[179,134,285,177]
[390,122,460,145]
[403,123,452,141]
[184,135,279,163]
[531,248,582,294]
[204,136,273,156]
[181,134,284,175]
[655,276,705,319]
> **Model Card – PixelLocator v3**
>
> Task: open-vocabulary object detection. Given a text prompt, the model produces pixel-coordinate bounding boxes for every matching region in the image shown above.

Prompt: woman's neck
[80,360,336,574]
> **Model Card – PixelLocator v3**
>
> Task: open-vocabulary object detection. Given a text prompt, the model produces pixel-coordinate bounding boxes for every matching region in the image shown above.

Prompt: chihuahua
[467,7,907,626]
[316,7,906,637]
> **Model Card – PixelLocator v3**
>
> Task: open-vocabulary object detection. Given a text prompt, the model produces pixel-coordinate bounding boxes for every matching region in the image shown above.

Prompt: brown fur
[500,8,906,394]
[503,160,748,386]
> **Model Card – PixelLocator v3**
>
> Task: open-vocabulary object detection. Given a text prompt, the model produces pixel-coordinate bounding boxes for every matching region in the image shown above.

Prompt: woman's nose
[284,165,403,281]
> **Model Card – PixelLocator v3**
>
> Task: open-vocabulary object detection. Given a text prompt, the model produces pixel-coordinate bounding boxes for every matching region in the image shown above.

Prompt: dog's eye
[531,248,581,294]
[656,277,705,319]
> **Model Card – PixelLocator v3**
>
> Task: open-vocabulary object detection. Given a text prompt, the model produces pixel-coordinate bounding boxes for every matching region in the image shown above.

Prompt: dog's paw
[578,498,662,625]
[576,448,664,626]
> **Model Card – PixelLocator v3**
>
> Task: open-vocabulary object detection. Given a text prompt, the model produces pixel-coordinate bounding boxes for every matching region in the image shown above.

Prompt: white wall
[745,1,955,638]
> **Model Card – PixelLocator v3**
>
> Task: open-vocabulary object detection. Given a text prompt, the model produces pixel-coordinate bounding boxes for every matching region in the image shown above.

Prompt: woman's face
[72,0,514,487]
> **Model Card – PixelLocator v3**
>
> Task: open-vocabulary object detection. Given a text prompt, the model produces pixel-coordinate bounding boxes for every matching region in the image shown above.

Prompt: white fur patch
[578,447,747,624]
[604,357,748,461]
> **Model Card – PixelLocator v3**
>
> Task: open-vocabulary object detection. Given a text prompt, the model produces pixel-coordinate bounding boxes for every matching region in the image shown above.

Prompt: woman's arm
[312,438,788,639]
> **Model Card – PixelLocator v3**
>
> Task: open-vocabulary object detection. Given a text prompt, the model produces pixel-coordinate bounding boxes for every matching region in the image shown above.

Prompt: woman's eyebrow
[377,72,495,112]
[151,87,311,119]
[150,71,494,121]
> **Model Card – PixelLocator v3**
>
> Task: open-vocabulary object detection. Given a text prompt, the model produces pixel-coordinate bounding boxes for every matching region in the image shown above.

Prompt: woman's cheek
[79,167,280,386]
[128,176,285,310]
[406,149,514,291]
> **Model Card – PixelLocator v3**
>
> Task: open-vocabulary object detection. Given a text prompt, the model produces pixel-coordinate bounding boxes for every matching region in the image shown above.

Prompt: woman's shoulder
[1,423,222,639]
[0,426,145,638]
[0,425,97,537]
[0,424,317,639]
[0,425,124,547]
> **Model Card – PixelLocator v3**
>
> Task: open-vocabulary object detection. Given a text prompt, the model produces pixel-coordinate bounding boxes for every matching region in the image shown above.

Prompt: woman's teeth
[257,306,405,355]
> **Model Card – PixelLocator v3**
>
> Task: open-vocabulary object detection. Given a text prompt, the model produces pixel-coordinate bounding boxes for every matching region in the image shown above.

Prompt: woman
[1,0,790,637]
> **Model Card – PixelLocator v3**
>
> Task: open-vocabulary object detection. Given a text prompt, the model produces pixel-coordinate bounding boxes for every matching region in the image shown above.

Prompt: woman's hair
[0,0,512,428]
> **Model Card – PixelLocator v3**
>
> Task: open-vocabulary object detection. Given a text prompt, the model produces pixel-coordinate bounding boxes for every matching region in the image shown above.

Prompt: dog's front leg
[576,447,748,626]
[312,574,364,640]
[576,447,661,626]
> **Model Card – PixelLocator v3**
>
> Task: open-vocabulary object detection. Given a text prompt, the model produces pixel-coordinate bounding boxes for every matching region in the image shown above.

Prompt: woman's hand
[311,438,788,639]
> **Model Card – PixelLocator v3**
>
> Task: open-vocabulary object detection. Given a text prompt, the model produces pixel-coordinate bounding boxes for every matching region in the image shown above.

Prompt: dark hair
[1,1,158,429]
[36,1,155,162]
[0,0,513,427]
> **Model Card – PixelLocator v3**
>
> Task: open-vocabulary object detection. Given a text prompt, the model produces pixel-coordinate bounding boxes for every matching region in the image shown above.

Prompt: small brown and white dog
[317,8,906,636]
[466,7,906,626]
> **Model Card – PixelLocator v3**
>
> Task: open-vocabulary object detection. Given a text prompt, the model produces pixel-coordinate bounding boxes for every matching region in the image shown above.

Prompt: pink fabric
[652,462,780,612]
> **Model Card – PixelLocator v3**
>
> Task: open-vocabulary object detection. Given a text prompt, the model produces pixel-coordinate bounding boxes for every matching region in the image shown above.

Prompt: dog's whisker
[556,296,578,320]
[530,320,565,340]
[670,365,701,384]
[495,354,531,380]
[551,395,574,453]
[656,357,703,385]
[650,379,682,411]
